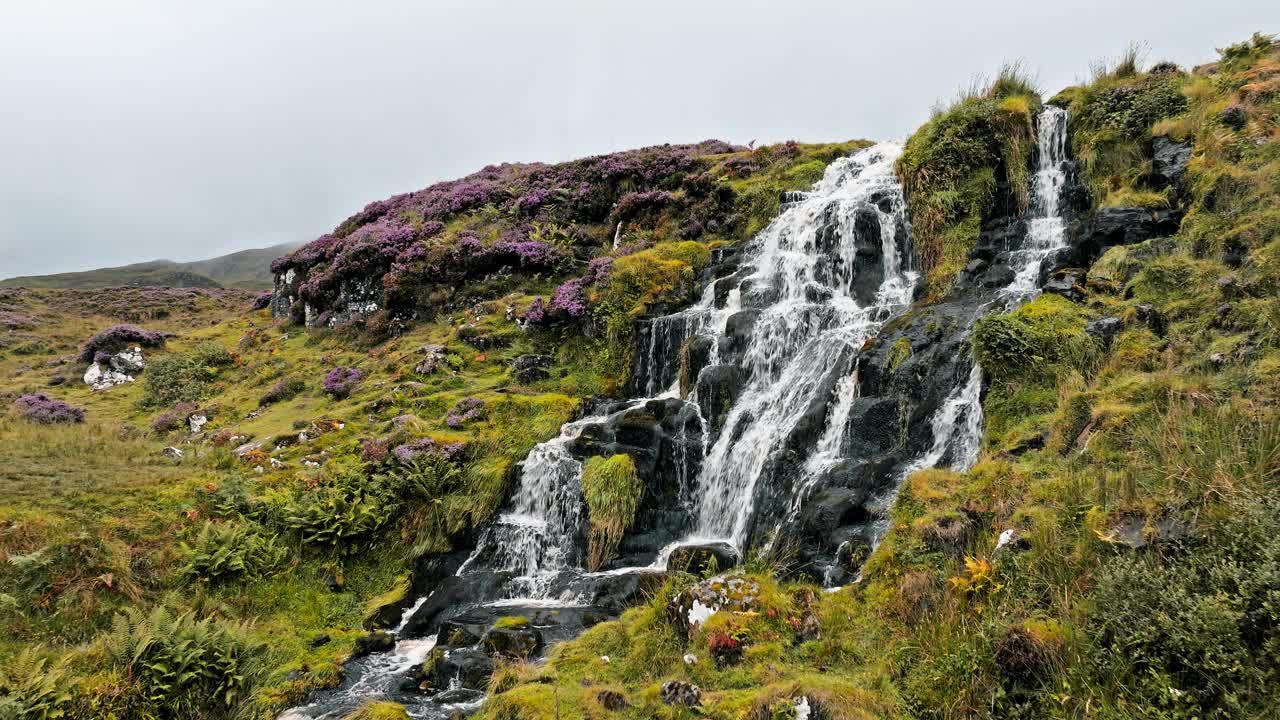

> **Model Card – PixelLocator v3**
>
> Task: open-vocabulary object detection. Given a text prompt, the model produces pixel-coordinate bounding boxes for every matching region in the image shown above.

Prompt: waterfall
[683,142,917,548]
[281,117,1077,716]
[455,416,606,599]
[1005,104,1069,299]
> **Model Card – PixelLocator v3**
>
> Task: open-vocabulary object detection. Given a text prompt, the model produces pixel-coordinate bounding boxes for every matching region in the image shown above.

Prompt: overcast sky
[0,2,1272,278]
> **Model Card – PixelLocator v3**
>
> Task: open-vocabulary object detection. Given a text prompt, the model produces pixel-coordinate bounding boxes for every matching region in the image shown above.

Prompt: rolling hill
[0,242,299,290]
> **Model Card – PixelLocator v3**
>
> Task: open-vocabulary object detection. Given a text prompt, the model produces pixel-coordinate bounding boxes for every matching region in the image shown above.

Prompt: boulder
[427,648,493,691]
[511,354,551,384]
[414,345,448,375]
[350,631,394,658]
[660,680,702,707]
[668,574,761,636]
[597,690,628,711]
[1150,136,1192,190]
[665,543,740,575]
[1085,317,1124,346]
[482,624,543,660]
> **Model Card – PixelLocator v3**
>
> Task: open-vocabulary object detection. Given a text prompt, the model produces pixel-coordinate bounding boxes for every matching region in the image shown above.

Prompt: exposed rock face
[666,542,739,575]
[1150,136,1192,190]
[660,680,702,707]
[83,346,145,390]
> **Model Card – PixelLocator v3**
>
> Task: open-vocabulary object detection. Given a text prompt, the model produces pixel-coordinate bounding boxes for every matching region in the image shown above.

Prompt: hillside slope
[1,242,299,290]
[0,33,1276,720]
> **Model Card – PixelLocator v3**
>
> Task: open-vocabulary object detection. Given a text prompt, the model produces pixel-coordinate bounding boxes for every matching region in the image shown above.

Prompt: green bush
[141,342,236,408]
[1090,498,1280,717]
[898,73,1039,298]
[106,604,264,717]
[0,651,73,719]
[973,295,1098,381]
[258,375,306,406]
[179,520,286,583]
[580,453,642,570]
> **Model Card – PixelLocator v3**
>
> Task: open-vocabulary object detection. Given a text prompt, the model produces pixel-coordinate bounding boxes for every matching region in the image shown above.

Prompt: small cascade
[1004,104,1070,300]
[456,417,602,599]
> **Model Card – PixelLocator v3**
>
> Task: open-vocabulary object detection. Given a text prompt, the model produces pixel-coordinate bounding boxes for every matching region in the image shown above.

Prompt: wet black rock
[482,624,544,660]
[1085,317,1124,346]
[1070,207,1182,264]
[351,631,394,658]
[666,542,740,575]
[309,633,331,649]
[1043,271,1085,303]
[431,648,493,691]
[695,364,742,439]
[511,354,551,383]
[1150,136,1192,190]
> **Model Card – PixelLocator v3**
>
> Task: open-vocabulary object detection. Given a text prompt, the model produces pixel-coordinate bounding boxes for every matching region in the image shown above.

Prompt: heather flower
[322,367,364,398]
[516,187,554,215]
[392,437,465,463]
[0,311,36,330]
[360,437,390,463]
[151,402,198,434]
[550,278,589,317]
[611,190,673,223]
[14,393,85,424]
[444,397,486,428]
[524,297,547,324]
[78,324,168,363]
[251,291,273,310]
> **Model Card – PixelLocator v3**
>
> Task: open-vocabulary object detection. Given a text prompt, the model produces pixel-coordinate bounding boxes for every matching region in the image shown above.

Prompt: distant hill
[0,243,299,290]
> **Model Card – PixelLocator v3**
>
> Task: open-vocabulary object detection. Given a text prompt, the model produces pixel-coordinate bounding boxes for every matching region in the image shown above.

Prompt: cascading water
[679,143,917,548]
[282,113,1077,717]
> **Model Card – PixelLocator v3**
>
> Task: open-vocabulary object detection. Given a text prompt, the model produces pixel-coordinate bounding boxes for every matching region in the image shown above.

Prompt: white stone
[995,528,1020,554]
[686,599,716,628]
[682,653,697,665]
[161,446,184,458]
[83,362,133,390]
[795,696,811,720]
[188,414,208,434]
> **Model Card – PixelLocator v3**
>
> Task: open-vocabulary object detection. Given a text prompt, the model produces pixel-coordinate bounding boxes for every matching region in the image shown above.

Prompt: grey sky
[0,1,1272,278]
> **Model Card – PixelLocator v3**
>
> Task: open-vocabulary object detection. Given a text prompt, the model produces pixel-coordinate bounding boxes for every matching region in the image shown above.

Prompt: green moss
[887,337,913,373]
[341,701,411,720]
[580,453,642,570]
[493,615,530,630]
[973,294,1097,382]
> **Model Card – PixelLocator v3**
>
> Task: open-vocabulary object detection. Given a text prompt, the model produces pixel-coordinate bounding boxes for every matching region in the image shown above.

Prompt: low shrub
[78,323,168,363]
[179,520,286,583]
[106,604,264,717]
[151,401,198,434]
[322,367,363,398]
[13,393,85,424]
[445,397,486,428]
[141,343,236,408]
[259,375,306,406]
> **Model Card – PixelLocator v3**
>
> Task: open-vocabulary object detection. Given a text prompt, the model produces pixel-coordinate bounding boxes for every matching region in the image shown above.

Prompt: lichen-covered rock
[83,346,146,390]
[668,574,761,636]
[660,680,702,707]
[510,354,551,384]
[666,543,739,575]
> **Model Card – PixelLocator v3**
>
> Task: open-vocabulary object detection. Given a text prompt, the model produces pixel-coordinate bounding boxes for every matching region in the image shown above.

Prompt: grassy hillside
[477,34,1280,720]
[0,243,299,291]
[0,140,863,718]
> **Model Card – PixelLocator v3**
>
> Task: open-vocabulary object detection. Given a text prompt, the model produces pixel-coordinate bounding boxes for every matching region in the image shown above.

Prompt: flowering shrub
[445,397,486,428]
[523,297,547,324]
[269,140,742,321]
[0,311,36,330]
[14,394,85,424]
[611,190,674,223]
[78,324,167,363]
[152,402,198,434]
[251,291,273,310]
[391,437,466,463]
[360,437,390,463]
[322,367,364,398]
[259,376,306,406]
